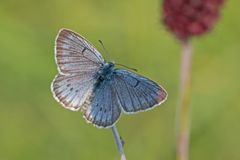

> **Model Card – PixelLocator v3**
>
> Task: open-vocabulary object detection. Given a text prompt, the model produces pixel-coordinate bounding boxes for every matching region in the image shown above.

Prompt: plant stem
[176,40,192,160]
[111,125,126,160]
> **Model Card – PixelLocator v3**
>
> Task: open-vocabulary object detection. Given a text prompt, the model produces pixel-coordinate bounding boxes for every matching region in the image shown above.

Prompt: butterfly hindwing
[112,69,167,113]
[82,80,121,128]
[51,73,97,111]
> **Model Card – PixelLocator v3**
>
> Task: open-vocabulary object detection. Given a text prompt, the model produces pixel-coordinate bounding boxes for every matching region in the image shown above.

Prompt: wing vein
[118,76,135,111]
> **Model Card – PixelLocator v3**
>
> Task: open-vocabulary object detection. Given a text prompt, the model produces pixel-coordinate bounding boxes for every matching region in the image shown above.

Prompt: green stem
[112,125,126,160]
[176,40,192,160]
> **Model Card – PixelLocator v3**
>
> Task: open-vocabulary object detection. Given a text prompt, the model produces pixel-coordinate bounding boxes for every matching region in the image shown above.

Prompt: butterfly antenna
[99,40,137,72]
[115,63,138,72]
[98,40,110,61]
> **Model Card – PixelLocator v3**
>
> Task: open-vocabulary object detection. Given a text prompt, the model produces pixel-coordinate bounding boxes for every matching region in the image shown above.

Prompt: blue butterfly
[51,29,167,128]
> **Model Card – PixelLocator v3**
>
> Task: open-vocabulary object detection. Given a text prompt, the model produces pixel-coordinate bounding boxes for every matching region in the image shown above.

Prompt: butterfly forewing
[55,29,104,75]
[112,69,167,113]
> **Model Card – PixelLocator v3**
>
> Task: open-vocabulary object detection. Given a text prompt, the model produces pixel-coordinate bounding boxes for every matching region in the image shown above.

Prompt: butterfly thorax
[97,62,115,82]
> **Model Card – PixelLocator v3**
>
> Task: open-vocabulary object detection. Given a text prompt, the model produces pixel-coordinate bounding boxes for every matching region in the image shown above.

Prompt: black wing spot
[100,107,102,111]
[75,90,79,93]
[70,88,73,91]
[67,84,71,87]
[134,80,140,88]
[82,47,87,53]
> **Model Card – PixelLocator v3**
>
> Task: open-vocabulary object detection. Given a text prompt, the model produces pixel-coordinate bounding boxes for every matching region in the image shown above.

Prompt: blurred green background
[0,0,239,160]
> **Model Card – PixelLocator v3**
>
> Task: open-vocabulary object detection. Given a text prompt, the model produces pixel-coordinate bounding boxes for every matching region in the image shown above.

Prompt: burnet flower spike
[161,1,224,160]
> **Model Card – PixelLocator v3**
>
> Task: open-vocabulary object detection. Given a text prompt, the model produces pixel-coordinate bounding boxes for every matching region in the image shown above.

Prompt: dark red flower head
[162,0,224,41]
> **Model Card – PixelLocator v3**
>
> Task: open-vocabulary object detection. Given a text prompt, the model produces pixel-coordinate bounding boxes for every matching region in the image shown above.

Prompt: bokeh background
[0,0,239,160]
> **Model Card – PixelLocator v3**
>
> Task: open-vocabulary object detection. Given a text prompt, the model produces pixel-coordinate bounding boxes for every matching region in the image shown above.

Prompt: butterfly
[51,28,168,128]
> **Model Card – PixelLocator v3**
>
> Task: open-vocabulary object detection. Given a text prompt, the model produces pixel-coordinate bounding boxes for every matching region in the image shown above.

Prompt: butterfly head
[107,61,115,68]
[102,62,115,73]
[97,62,115,81]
